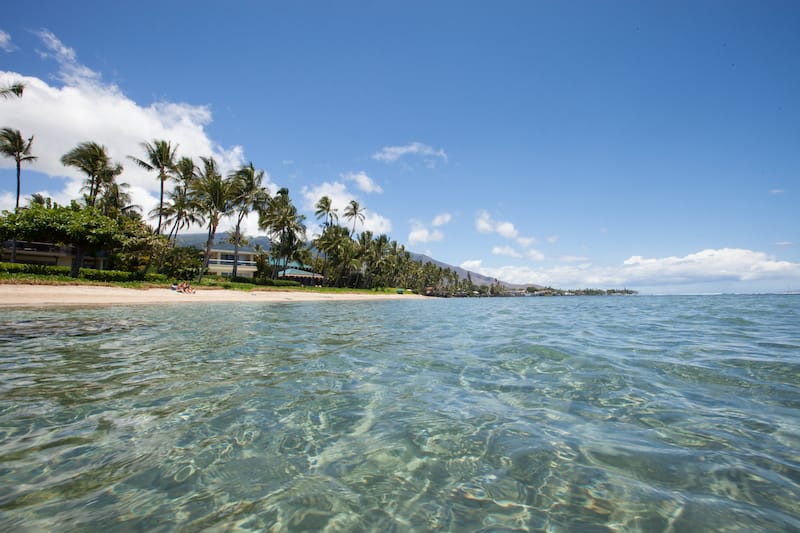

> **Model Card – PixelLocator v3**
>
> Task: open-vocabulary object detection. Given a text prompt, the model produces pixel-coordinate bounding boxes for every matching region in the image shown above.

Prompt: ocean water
[0,295,798,532]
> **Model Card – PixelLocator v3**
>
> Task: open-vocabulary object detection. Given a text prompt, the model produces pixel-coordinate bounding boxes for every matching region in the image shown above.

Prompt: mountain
[410,253,539,290]
[175,232,270,252]
[174,233,536,289]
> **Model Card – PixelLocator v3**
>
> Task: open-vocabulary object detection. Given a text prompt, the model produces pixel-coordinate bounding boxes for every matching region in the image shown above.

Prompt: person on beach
[178,282,195,294]
[175,282,194,293]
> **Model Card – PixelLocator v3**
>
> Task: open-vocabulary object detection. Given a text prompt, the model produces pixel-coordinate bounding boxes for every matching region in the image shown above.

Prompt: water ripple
[1,296,798,531]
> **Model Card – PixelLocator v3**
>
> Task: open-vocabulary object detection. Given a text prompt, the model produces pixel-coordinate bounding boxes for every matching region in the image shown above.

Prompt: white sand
[0,284,424,307]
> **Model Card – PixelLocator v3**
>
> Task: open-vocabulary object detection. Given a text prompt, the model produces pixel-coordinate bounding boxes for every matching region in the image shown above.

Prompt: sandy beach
[0,284,424,307]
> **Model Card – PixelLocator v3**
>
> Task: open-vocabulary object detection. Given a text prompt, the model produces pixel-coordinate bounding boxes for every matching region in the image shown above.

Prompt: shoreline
[0,283,425,308]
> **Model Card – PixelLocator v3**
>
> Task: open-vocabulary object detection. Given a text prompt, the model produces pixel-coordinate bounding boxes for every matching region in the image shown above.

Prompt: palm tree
[190,156,233,283]
[229,162,270,278]
[61,142,123,207]
[315,195,338,228]
[28,193,47,207]
[0,127,37,263]
[0,83,24,99]
[162,157,202,244]
[1,128,36,212]
[98,180,139,220]
[259,188,306,278]
[343,200,365,236]
[128,139,178,234]
[313,224,355,287]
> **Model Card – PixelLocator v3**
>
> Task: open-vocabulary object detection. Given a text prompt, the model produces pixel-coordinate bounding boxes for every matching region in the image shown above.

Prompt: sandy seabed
[0,284,424,308]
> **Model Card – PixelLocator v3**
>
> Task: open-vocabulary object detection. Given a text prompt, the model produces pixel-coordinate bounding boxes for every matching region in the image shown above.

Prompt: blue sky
[2,1,799,293]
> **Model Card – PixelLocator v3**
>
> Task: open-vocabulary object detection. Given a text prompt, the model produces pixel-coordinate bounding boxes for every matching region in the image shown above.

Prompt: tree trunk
[71,244,84,278]
[157,177,165,235]
[166,219,179,245]
[232,225,241,279]
[197,224,216,283]
[11,163,20,263]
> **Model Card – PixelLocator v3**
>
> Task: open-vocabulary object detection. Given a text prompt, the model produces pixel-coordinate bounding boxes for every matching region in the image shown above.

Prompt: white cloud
[464,248,800,292]
[372,141,448,167]
[560,255,590,263]
[516,236,537,247]
[475,211,494,233]
[527,249,545,261]
[475,210,518,239]
[300,181,391,236]
[0,30,13,53]
[492,246,520,258]
[0,191,15,211]
[341,171,383,194]
[408,222,444,245]
[407,213,452,246]
[363,211,393,235]
[496,221,518,239]
[775,241,793,247]
[769,189,785,195]
[0,31,244,229]
[620,248,800,283]
[460,259,483,270]
[432,213,452,227]
[301,181,350,213]
[547,235,559,244]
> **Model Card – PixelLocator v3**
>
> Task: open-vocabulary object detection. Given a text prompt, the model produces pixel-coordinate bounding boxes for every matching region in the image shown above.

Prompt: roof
[279,268,323,278]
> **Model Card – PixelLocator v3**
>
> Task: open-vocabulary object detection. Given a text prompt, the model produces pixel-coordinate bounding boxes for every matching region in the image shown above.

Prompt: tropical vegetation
[1,89,484,294]
[2,84,641,298]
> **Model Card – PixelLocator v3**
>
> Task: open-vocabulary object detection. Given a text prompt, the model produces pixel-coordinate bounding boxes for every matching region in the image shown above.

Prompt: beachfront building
[1,240,107,269]
[278,267,324,286]
[202,241,321,284]
[204,242,259,278]
[3,232,323,284]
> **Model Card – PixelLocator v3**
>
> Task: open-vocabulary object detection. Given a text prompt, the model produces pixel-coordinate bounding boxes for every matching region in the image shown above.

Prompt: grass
[0,272,412,295]
[0,272,160,289]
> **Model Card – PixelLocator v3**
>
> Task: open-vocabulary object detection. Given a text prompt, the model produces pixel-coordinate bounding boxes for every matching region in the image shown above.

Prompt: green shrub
[78,268,134,282]
[0,262,71,276]
[256,278,301,287]
[120,271,166,283]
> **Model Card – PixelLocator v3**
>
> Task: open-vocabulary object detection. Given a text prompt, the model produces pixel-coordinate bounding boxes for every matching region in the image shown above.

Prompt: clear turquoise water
[1,295,798,532]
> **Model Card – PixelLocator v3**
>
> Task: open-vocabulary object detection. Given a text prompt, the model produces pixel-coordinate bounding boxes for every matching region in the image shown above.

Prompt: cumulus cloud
[475,210,518,239]
[432,213,452,226]
[407,212,452,246]
[560,255,590,263]
[0,30,244,227]
[460,259,482,270]
[408,223,444,245]
[300,180,392,236]
[527,249,545,261]
[463,248,800,293]
[341,171,383,194]
[363,211,393,235]
[492,246,520,258]
[372,141,448,168]
[620,248,800,283]
[0,30,13,52]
